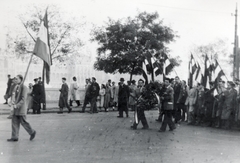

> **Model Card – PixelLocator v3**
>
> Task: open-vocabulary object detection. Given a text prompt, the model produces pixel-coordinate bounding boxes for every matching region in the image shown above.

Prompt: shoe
[158,129,165,132]
[57,111,63,114]
[88,111,93,114]
[7,138,18,142]
[3,102,8,105]
[141,126,149,130]
[7,116,12,119]
[93,111,98,113]
[169,128,176,131]
[79,111,85,113]
[155,119,161,122]
[126,114,129,118]
[30,131,36,141]
[117,116,123,118]
[68,108,72,113]
[130,126,137,130]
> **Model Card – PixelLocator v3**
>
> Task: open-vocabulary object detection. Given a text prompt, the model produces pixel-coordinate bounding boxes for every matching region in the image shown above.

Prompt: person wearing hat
[58,77,72,114]
[32,78,42,114]
[220,81,237,129]
[118,78,130,118]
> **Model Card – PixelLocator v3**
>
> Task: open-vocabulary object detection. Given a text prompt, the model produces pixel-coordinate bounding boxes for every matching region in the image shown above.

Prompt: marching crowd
[3,73,240,141]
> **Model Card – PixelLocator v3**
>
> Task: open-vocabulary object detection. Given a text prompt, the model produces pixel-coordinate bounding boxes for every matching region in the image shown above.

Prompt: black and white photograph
[0,0,240,162]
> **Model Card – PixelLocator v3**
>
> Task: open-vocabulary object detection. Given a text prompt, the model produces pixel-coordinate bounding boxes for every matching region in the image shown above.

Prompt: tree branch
[20,19,36,42]
[51,26,71,56]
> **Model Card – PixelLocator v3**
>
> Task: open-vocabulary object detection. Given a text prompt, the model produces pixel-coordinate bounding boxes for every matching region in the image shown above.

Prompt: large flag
[33,9,52,84]
[213,59,224,84]
[33,9,51,67]
[203,55,211,89]
[188,54,194,87]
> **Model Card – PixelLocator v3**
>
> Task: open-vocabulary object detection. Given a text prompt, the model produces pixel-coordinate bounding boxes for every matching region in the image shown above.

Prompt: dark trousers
[133,108,148,128]
[160,110,175,131]
[70,100,80,106]
[82,96,90,112]
[90,96,98,112]
[118,102,128,117]
[32,100,41,114]
[11,115,35,139]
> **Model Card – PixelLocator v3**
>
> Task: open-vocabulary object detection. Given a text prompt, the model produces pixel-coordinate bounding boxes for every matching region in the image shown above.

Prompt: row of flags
[188,53,225,89]
[142,53,174,84]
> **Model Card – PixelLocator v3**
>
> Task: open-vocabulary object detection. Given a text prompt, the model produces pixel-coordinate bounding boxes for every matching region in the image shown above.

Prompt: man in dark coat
[32,78,42,114]
[159,78,176,132]
[80,78,91,113]
[4,74,12,104]
[58,77,72,114]
[173,76,182,123]
[118,78,130,118]
[221,81,237,129]
[88,77,100,113]
[177,80,188,122]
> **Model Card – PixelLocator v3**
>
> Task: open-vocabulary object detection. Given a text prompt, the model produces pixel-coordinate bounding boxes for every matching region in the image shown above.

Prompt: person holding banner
[7,75,36,142]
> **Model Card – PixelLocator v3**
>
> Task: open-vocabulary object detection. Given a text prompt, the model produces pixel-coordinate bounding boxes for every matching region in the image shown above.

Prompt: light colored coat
[69,81,80,101]
[13,84,28,116]
[185,87,198,112]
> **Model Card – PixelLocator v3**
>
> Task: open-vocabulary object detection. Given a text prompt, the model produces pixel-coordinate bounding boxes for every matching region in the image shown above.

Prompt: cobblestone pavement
[0,110,240,163]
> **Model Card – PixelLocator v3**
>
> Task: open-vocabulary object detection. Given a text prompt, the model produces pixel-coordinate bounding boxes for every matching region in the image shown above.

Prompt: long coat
[185,87,198,112]
[69,82,80,101]
[221,88,237,120]
[162,85,174,110]
[59,83,69,108]
[111,85,118,103]
[118,84,130,105]
[129,84,137,105]
[13,84,28,116]
[104,86,111,108]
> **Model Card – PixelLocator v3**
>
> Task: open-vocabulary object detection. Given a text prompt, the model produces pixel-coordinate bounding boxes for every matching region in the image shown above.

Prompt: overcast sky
[0,0,238,80]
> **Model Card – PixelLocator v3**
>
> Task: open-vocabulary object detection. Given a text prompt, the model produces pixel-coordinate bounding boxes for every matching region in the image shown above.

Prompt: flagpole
[22,53,34,84]
[216,59,229,82]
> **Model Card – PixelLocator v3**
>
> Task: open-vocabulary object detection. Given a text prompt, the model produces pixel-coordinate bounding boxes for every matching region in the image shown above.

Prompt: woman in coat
[104,83,111,112]
[99,84,106,111]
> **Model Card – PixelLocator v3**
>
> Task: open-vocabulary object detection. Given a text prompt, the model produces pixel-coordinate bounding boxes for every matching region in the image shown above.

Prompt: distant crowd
[4,74,240,132]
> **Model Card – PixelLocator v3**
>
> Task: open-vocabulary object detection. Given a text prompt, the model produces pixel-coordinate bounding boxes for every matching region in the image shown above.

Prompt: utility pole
[233,3,238,80]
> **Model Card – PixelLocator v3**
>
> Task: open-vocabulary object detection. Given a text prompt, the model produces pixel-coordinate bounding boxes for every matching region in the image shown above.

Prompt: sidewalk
[0,103,89,115]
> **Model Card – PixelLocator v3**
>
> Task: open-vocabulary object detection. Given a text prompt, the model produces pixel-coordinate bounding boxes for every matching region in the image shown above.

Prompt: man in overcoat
[32,78,42,114]
[7,74,36,142]
[118,78,130,118]
[221,81,237,129]
[159,78,176,132]
[88,77,100,113]
[4,74,12,104]
[58,77,72,114]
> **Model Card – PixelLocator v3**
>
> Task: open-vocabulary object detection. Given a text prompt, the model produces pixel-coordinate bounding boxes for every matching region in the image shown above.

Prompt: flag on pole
[33,9,52,84]
[33,9,51,67]
[203,55,210,89]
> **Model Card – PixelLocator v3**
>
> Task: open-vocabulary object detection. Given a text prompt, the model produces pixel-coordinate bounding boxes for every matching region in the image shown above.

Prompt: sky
[0,0,238,81]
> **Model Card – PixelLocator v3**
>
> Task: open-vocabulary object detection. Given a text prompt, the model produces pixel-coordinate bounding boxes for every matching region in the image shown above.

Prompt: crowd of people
[4,73,240,141]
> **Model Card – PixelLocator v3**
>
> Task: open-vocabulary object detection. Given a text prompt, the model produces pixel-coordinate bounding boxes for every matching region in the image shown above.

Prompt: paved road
[0,110,240,163]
